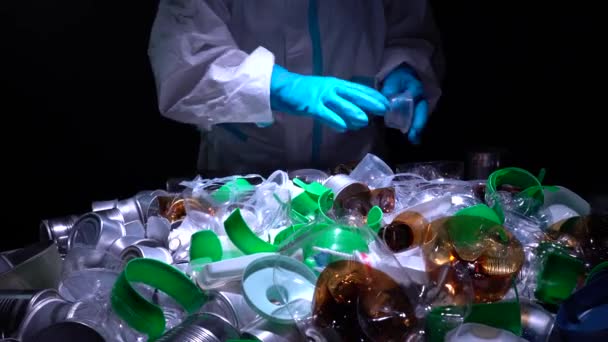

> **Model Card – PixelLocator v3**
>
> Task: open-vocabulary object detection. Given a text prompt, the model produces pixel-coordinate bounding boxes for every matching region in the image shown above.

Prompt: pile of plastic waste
[1,154,606,341]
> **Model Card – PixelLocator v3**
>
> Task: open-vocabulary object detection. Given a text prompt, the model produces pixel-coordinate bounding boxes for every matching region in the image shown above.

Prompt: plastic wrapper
[59,245,125,303]
[502,210,545,249]
[56,247,144,341]
[487,190,544,218]
[68,298,146,342]
[390,178,477,216]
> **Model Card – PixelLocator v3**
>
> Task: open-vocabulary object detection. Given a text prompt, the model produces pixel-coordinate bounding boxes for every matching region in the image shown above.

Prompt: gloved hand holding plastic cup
[381,65,427,143]
[270,65,389,132]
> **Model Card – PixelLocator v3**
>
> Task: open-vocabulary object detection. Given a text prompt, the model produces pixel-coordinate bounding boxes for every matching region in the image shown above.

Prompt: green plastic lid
[224,209,278,255]
[366,206,383,233]
[111,258,207,339]
[425,306,468,342]
[446,216,508,250]
[535,242,585,305]
[291,192,319,217]
[425,301,522,341]
[293,178,335,213]
[190,230,223,262]
[454,204,502,225]
[486,167,545,222]
[465,300,522,335]
[212,178,255,203]
[303,226,369,268]
[293,178,329,198]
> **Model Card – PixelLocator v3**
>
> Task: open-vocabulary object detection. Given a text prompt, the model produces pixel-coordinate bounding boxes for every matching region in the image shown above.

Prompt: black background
[2,1,604,250]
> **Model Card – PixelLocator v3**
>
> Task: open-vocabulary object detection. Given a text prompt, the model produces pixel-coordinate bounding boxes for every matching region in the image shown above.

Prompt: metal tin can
[200,290,258,330]
[156,313,240,342]
[67,211,126,252]
[0,289,57,337]
[39,215,80,254]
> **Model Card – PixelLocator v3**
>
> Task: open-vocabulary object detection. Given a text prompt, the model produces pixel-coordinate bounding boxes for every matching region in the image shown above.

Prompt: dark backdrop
[2,1,604,250]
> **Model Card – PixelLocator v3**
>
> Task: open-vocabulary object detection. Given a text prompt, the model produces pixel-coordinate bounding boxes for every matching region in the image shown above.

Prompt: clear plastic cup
[385,92,414,134]
[348,153,394,188]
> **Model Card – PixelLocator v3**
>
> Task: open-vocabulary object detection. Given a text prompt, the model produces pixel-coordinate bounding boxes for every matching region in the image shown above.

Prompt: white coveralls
[149,0,444,176]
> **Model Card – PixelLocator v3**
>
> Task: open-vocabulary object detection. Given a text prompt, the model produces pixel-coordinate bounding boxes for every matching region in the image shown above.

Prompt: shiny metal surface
[39,215,80,254]
[124,220,146,238]
[67,212,126,252]
[0,289,57,337]
[146,216,171,247]
[520,300,555,342]
[17,293,74,341]
[91,199,119,212]
[107,236,158,258]
[200,291,258,330]
[156,313,240,342]
[116,198,142,224]
[120,245,173,264]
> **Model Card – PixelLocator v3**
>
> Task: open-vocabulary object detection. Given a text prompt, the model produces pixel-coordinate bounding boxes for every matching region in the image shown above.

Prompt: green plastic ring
[224,209,278,255]
[110,258,207,339]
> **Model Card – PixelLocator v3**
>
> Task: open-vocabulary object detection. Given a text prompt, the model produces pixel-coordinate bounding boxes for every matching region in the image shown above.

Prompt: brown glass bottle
[379,211,430,253]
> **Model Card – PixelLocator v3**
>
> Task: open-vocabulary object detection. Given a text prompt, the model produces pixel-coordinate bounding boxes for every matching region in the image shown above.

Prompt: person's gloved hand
[270,65,389,132]
[381,66,428,144]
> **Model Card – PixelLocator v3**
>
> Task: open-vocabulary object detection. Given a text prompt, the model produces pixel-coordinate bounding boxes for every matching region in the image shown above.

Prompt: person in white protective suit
[149,0,444,176]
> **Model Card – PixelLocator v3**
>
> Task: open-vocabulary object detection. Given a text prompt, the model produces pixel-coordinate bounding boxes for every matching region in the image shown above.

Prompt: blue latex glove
[270,65,389,132]
[381,66,428,144]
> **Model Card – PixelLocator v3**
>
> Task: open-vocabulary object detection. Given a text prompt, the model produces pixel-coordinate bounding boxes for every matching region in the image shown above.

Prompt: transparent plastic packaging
[59,245,125,303]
